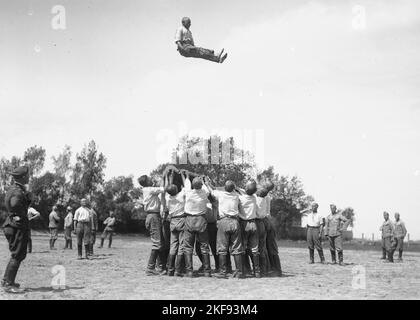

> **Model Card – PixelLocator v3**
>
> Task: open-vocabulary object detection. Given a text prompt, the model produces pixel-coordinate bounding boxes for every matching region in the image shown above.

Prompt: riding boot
[388,250,394,263]
[252,253,261,278]
[272,254,282,277]
[146,249,159,275]
[27,238,32,253]
[398,250,403,261]
[77,244,83,259]
[214,254,228,279]
[108,238,112,248]
[202,253,211,277]
[69,240,73,249]
[330,250,337,264]
[318,249,326,264]
[174,255,184,277]
[233,254,245,279]
[381,248,387,259]
[226,253,233,274]
[167,254,176,276]
[184,253,194,278]
[309,249,315,264]
[84,245,90,259]
[243,251,252,275]
[158,250,167,275]
[338,251,344,265]
[52,239,57,249]
[99,238,104,248]
[49,239,53,250]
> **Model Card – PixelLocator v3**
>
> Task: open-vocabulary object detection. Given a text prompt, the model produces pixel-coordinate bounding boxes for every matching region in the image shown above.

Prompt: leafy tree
[23,145,46,181]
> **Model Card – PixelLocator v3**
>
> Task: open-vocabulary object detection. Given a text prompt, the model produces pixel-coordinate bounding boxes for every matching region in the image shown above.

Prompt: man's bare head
[330,204,337,214]
[383,211,389,220]
[264,181,275,192]
[182,17,191,29]
[394,212,400,221]
[224,180,235,193]
[192,177,203,190]
[311,203,319,212]
[256,188,269,198]
[166,184,179,196]
[81,198,87,207]
[245,180,257,195]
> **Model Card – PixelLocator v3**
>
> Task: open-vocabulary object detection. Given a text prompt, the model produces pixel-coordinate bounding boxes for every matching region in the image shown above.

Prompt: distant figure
[301,203,325,264]
[88,205,98,256]
[325,204,348,265]
[392,213,407,262]
[99,211,116,249]
[64,206,73,249]
[48,206,60,250]
[380,211,394,262]
[74,198,92,260]
[175,17,228,63]
[27,206,41,253]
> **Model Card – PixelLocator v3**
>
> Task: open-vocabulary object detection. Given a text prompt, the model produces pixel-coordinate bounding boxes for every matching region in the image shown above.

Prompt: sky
[1,0,419,239]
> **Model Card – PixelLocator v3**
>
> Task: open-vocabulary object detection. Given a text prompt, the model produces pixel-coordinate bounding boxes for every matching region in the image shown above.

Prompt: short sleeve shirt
[142,187,164,213]
[238,194,258,220]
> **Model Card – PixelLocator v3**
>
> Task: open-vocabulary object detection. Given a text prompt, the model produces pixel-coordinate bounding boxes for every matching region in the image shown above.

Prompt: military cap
[10,165,29,178]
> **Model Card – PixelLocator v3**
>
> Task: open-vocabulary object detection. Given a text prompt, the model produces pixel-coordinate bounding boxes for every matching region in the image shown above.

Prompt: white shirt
[142,187,164,213]
[184,178,209,215]
[166,189,186,218]
[64,213,73,227]
[213,190,240,218]
[175,26,194,45]
[238,194,258,220]
[256,196,269,219]
[306,212,324,227]
[74,207,91,222]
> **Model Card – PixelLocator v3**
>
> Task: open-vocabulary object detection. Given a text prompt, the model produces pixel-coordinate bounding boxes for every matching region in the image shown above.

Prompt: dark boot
[233,254,245,279]
[49,239,53,250]
[52,239,57,250]
[252,253,261,278]
[338,251,344,265]
[108,238,112,248]
[69,240,73,250]
[167,254,176,276]
[226,253,233,274]
[272,254,282,277]
[388,250,394,263]
[318,249,325,264]
[202,253,211,277]
[381,248,387,259]
[213,253,219,272]
[64,240,68,249]
[99,238,104,248]
[398,250,403,262]
[77,244,83,259]
[214,254,228,279]
[330,250,337,264]
[146,249,159,275]
[309,249,315,264]
[84,245,90,259]
[2,259,23,292]
[184,253,194,278]
[27,239,32,253]
[158,250,167,275]
[243,251,252,276]
[174,255,184,277]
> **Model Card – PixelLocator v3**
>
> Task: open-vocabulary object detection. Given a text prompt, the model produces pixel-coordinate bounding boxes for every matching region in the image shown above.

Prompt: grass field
[0,232,419,300]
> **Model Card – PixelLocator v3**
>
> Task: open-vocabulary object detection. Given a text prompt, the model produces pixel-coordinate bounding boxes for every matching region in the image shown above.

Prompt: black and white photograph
[0,0,420,305]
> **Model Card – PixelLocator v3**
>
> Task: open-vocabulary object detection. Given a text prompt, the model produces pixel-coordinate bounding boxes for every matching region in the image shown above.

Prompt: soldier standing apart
[325,204,348,265]
[301,203,325,264]
[88,205,98,256]
[392,213,407,262]
[48,206,60,250]
[138,175,166,276]
[64,206,73,249]
[379,211,394,262]
[99,211,116,249]
[27,206,41,253]
[73,198,92,260]
[207,180,245,279]
[1,166,31,293]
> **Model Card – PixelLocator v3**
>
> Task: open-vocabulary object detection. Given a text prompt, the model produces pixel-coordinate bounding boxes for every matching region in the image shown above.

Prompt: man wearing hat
[380,211,395,262]
[64,206,73,249]
[2,166,31,293]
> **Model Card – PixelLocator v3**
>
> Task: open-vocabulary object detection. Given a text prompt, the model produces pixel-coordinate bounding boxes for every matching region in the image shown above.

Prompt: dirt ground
[0,232,419,300]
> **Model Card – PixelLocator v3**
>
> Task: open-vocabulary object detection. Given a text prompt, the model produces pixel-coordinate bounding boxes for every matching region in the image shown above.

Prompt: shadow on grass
[25,285,84,293]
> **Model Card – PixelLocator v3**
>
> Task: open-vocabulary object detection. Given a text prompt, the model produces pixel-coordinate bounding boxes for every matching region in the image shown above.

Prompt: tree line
[0,136,355,237]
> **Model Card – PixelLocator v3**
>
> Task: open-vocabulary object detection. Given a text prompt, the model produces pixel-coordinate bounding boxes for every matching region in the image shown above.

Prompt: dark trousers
[328,235,343,252]
[178,44,220,63]
[256,219,269,273]
[3,226,29,285]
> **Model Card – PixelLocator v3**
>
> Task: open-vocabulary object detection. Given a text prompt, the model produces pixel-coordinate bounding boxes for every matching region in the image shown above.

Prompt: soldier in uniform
[325,204,348,265]
[64,206,73,249]
[301,203,326,264]
[1,166,31,293]
[98,211,116,249]
[392,212,407,262]
[88,204,98,256]
[27,206,41,253]
[380,211,395,262]
[48,206,60,250]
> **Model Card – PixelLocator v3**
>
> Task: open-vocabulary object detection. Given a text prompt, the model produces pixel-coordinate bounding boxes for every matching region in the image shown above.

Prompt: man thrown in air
[175,17,228,64]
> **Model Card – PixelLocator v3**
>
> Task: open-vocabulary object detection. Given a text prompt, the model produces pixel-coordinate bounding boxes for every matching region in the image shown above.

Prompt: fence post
[362,233,364,241]
[407,233,410,248]
[372,233,374,244]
